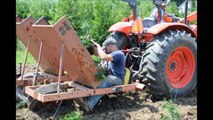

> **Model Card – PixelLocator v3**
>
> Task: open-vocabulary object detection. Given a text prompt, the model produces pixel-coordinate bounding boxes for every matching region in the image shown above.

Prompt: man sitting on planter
[75,36,125,113]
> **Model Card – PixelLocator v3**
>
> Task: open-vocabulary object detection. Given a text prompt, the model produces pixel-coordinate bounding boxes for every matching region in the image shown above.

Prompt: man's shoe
[74,98,91,114]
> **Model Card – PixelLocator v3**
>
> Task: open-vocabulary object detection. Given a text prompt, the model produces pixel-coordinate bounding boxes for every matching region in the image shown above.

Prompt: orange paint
[108,22,132,36]
[147,22,196,38]
[131,17,143,34]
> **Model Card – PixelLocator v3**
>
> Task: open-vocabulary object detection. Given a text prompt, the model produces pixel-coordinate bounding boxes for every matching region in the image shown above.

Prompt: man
[151,0,179,23]
[76,36,125,113]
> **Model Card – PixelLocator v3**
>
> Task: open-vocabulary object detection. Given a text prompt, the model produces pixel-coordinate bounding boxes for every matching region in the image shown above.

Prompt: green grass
[16,101,26,109]
[91,55,106,81]
[160,99,181,120]
[61,111,82,120]
[16,50,36,64]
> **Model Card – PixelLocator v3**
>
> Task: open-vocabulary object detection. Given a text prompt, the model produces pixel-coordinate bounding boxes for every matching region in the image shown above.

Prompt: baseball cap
[102,37,118,49]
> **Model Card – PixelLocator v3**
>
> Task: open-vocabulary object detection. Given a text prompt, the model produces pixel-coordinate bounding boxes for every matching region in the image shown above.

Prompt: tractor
[104,0,197,98]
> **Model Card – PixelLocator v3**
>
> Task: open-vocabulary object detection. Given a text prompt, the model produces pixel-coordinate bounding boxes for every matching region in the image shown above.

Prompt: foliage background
[16,0,196,48]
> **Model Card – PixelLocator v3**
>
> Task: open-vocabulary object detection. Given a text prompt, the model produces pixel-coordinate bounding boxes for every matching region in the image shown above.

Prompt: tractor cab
[122,0,180,29]
[143,0,180,28]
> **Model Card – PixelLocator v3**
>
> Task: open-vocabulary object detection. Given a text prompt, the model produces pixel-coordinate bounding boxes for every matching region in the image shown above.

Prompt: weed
[62,111,82,120]
[16,101,26,109]
[91,55,101,64]
[81,35,92,48]
[95,68,106,81]
[160,99,180,120]
[91,55,106,81]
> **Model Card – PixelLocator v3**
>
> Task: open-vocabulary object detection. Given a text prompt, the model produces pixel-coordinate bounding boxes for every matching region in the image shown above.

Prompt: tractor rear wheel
[140,30,197,98]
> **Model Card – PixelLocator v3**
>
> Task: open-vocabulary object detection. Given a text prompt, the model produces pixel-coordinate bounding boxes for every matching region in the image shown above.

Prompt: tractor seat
[142,17,157,33]
[143,17,157,28]
[106,68,131,96]
[124,68,131,84]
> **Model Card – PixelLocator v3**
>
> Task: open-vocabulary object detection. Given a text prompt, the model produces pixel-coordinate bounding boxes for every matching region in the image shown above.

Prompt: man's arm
[92,41,113,61]
[96,44,113,61]
[87,35,113,61]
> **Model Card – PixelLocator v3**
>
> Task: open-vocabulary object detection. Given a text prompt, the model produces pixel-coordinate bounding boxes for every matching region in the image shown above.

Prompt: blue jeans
[87,75,123,110]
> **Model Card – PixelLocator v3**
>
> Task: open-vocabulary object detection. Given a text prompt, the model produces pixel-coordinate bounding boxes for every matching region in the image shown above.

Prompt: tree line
[16,0,195,46]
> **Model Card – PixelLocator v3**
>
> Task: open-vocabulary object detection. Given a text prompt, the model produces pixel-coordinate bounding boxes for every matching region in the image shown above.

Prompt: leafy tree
[166,2,179,17]
[16,0,30,18]
[16,0,184,46]
[28,0,56,21]
[138,0,155,17]
[172,0,185,6]
[52,0,81,30]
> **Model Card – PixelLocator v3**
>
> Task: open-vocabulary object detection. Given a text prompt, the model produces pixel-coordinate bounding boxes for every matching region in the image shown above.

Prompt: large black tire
[16,84,67,111]
[16,85,42,110]
[105,32,130,50]
[16,86,27,102]
[140,30,197,98]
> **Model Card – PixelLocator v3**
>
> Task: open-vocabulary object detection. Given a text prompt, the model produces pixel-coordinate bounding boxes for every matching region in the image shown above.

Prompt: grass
[160,99,181,120]
[62,111,82,120]
[16,101,26,109]
[16,50,36,64]
[91,55,106,81]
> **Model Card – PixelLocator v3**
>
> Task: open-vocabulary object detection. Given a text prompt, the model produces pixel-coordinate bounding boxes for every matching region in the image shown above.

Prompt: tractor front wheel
[140,30,197,98]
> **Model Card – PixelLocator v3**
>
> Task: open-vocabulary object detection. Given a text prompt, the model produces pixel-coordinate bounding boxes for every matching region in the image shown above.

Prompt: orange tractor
[106,0,197,98]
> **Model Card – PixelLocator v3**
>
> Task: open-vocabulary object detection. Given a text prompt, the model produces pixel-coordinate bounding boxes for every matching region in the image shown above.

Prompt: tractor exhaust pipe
[184,0,188,24]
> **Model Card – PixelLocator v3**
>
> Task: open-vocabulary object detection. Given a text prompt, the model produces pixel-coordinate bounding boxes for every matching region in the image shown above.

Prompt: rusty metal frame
[33,41,43,86]
[16,75,71,86]
[57,43,65,94]
[20,38,31,82]
[16,41,71,87]
[17,16,145,104]
[16,16,101,88]
[25,81,145,102]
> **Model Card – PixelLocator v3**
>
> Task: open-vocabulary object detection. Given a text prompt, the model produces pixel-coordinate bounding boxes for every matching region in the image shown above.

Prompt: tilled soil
[16,64,197,120]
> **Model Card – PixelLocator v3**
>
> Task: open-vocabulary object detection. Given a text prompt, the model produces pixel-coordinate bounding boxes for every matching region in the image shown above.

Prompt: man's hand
[87,35,101,48]
[100,61,109,75]
[100,61,107,69]
[87,35,113,61]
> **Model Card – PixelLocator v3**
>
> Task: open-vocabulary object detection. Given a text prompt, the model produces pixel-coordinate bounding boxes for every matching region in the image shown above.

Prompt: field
[16,64,197,120]
[16,51,36,64]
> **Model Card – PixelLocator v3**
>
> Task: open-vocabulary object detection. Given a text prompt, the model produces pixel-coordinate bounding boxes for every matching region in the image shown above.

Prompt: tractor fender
[108,22,133,36]
[146,23,197,38]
